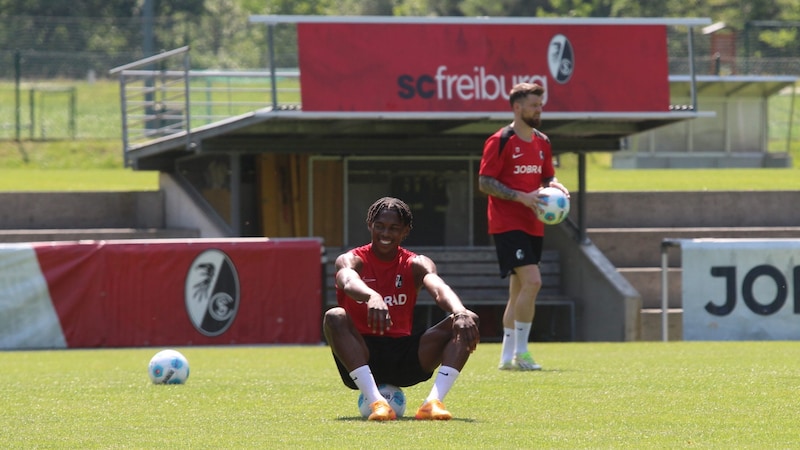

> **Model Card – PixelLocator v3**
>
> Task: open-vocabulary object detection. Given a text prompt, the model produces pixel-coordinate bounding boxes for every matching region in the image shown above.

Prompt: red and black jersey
[336,244,418,337]
[479,126,555,236]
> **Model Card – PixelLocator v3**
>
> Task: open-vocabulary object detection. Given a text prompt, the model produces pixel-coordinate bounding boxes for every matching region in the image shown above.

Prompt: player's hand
[549,181,570,198]
[366,295,392,335]
[526,189,549,216]
[519,189,546,212]
[451,311,479,353]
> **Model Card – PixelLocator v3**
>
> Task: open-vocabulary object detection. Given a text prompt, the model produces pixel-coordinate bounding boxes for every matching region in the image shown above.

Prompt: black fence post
[14,50,20,142]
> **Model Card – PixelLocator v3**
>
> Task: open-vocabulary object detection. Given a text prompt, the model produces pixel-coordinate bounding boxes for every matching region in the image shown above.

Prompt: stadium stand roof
[125,109,712,171]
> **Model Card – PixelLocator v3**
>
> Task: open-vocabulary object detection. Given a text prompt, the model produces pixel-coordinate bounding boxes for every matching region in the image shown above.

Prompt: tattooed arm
[478,175,543,210]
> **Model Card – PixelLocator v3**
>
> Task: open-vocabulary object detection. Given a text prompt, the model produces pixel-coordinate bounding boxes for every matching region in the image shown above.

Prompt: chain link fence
[2,17,796,80]
[0,17,798,141]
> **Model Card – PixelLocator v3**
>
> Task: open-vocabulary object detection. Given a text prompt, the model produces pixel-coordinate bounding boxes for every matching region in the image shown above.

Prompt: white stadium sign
[681,239,800,340]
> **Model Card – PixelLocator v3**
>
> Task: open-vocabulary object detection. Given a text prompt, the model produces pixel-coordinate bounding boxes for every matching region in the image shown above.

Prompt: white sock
[514,321,532,355]
[426,366,460,402]
[500,327,515,364]
[349,365,382,405]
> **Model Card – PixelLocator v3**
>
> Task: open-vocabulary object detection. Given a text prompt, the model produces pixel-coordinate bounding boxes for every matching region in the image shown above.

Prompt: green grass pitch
[1,341,798,448]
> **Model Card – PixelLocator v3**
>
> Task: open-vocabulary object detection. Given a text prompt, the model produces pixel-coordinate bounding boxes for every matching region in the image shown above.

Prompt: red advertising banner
[298,23,669,112]
[2,238,323,348]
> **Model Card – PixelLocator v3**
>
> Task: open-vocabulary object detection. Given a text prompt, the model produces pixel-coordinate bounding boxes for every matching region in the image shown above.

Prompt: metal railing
[109,46,300,158]
[109,46,191,153]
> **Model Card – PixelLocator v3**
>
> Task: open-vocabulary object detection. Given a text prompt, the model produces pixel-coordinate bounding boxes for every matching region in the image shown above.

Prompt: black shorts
[334,333,433,389]
[492,230,543,278]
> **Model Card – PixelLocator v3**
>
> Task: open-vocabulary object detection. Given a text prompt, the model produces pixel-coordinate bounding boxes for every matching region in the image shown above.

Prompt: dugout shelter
[111,16,714,341]
[112,15,713,247]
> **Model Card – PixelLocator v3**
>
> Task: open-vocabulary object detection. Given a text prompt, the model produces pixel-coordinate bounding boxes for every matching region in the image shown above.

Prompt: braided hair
[366,197,413,230]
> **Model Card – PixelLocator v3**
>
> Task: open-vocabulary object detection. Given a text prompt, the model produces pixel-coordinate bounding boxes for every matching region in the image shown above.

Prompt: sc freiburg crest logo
[548,34,574,84]
[185,249,240,336]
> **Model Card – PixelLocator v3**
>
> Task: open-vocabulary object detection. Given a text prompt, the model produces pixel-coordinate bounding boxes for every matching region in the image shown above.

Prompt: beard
[522,115,541,128]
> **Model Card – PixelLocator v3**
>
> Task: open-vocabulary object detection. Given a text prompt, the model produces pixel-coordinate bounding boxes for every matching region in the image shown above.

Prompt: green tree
[2,0,800,76]
[458,0,548,16]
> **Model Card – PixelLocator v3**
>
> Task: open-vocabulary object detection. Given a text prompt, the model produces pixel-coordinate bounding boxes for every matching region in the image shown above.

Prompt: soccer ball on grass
[357,384,406,418]
[536,187,570,225]
[148,349,190,384]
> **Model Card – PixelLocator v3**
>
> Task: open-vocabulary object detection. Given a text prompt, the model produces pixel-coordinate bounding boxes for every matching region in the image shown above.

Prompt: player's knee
[322,307,348,332]
[521,277,542,292]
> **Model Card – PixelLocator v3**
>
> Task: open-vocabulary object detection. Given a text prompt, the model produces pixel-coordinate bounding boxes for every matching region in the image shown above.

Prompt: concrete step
[0,228,200,243]
[639,309,683,341]
[577,191,800,228]
[617,267,681,309]
[587,226,800,267]
[0,191,165,229]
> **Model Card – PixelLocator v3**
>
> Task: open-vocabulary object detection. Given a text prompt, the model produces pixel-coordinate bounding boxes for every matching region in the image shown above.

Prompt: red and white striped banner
[0,238,323,349]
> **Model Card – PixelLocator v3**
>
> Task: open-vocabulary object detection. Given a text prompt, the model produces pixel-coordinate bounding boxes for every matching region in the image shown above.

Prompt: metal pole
[468,160,474,246]
[28,89,34,140]
[787,84,796,154]
[268,24,278,110]
[687,26,698,112]
[577,152,587,244]
[14,50,21,142]
[119,75,130,164]
[230,154,241,235]
[69,87,76,139]
[206,79,212,119]
[143,0,155,131]
[142,0,154,57]
[661,244,669,342]
[659,239,682,341]
[308,157,314,237]
[744,22,750,75]
[343,158,349,246]
[183,50,192,149]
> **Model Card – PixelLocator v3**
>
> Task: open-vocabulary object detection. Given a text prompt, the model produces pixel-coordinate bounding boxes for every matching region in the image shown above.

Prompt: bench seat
[323,246,574,341]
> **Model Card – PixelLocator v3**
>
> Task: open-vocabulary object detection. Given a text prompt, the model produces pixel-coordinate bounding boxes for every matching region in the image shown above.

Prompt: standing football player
[478,82,570,371]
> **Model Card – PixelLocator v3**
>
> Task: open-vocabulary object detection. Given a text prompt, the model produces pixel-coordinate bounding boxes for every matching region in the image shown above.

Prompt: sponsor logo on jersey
[513,164,543,174]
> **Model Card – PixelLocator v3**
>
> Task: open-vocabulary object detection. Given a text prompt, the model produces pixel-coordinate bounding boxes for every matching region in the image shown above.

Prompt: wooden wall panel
[258,154,309,238]
[311,159,343,247]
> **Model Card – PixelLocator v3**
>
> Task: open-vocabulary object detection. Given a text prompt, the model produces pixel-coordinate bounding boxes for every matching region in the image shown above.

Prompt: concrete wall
[0,191,165,229]
[3,187,793,341]
[0,175,231,239]
[545,224,642,342]
[3,189,791,233]
[160,173,229,238]
[575,191,800,228]
[0,188,201,242]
